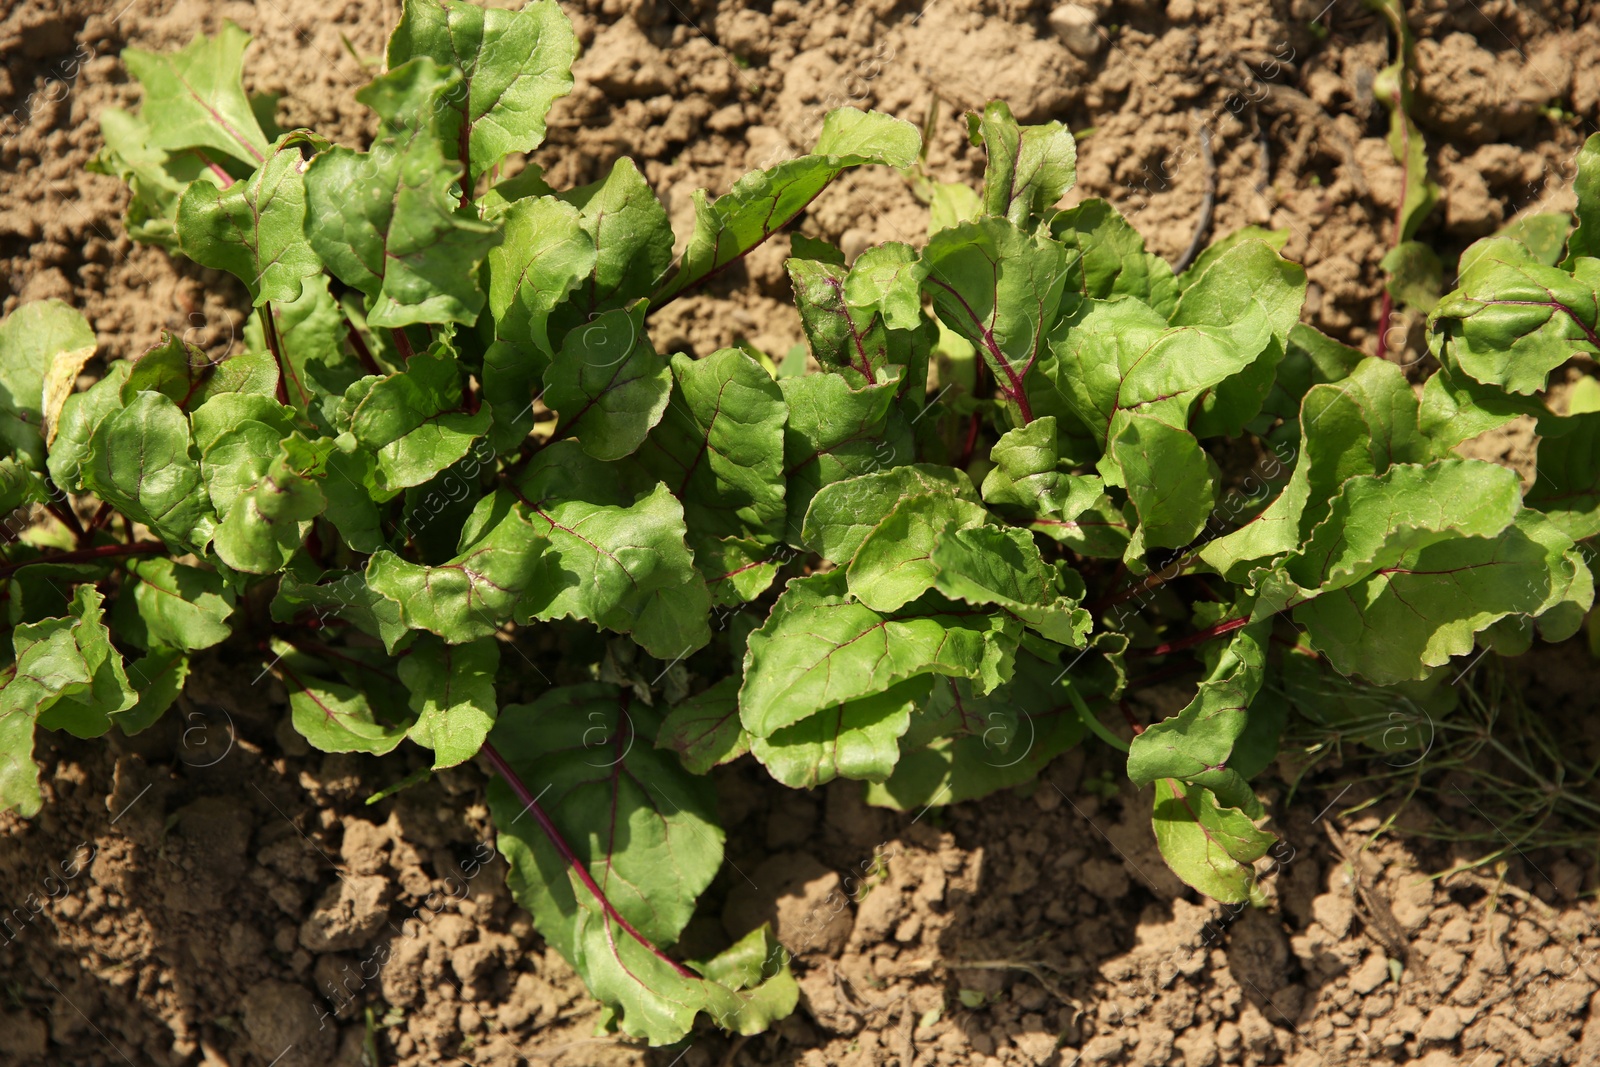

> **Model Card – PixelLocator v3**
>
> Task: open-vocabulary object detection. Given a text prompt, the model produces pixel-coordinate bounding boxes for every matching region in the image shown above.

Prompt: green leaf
[1496,213,1571,268]
[851,486,998,614]
[1364,0,1438,246]
[121,557,236,652]
[246,275,366,426]
[1201,358,1428,582]
[83,390,213,550]
[1032,295,1166,447]
[865,653,1088,810]
[1175,226,1290,292]
[488,684,794,1044]
[929,525,1091,646]
[1050,198,1178,315]
[1514,508,1595,642]
[779,371,912,543]
[638,348,787,544]
[657,677,749,775]
[1170,238,1305,368]
[1279,460,1523,597]
[320,445,389,554]
[980,416,1085,514]
[486,195,597,350]
[1569,376,1600,415]
[479,163,555,220]
[923,216,1069,411]
[1108,414,1215,551]
[698,535,782,607]
[929,180,983,234]
[272,568,410,653]
[980,418,1130,557]
[750,681,924,788]
[304,59,501,328]
[516,459,711,660]
[692,926,798,1014]
[368,491,544,643]
[192,392,296,515]
[1430,239,1600,395]
[1038,243,1302,460]
[213,434,328,574]
[1257,323,1365,433]
[739,572,1018,737]
[1381,240,1444,312]
[844,243,928,332]
[1416,352,1545,454]
[790,233,846,265]
[969,100,1076,228]
[0,459,50,517]
[1126,622,1269,804]
[177,132,323,306]
[544,303,669,460]
[652,108,919,304]
[1528,411,1600,540]
[847,494,991,612]
[1291,521,1556,684]
[481,340,549,453]
[122,22,270,167]
[1566,133,1600,266]
[117,649,190,735]
[400,634,499,769]
[274,640,414,754]
[0,299,96,469]
[1173,242,1308,438]
[119,333,224,408]
[89,107,216,249]
[550,158,675,333]
[801,463,977,563]
[342,343,491,491]
[787,258,871,380]
[47,363,130,493]
[493,683,720,947]
[1151,779,1275,904]
[387,0,577,188]
[36,586,136,739]
[0,619,89,816]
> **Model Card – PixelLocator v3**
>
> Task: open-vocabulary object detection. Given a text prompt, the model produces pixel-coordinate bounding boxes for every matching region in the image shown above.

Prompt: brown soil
[3,2,1600,1067]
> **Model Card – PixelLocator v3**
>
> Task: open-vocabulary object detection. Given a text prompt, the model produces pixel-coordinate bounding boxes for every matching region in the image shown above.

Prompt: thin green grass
[1279,655,1600,883]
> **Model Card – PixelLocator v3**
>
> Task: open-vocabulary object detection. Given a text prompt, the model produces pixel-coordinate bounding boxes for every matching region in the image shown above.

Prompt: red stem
[193,149,236,188]
[86,501,114,533]
[479,741,698,979]
[955,412,982,469]
[0,540,164,579]
[1129,615,1250,658]
[1012,388,1034,424]
[260,302,292,406]
[346,322,382,375]
[391,328,415,362]
[1119,699,1146,736]
[46,502,89,547]
[278,633,401,683]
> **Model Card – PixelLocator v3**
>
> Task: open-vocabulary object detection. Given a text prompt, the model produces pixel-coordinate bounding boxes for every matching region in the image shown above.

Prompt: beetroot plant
[1,0,1596,1044]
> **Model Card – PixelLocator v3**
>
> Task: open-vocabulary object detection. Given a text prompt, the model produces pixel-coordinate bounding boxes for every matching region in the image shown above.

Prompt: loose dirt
[3,1,1599,1066]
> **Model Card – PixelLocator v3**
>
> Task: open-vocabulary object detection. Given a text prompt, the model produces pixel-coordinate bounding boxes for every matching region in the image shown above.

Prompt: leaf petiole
[1063,679,1130,753]
[0,540,165,579]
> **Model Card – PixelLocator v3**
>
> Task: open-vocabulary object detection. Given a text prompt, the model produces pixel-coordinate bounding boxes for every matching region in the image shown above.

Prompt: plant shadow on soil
[4,0,1600,1063]
[4,639,1599,1067]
